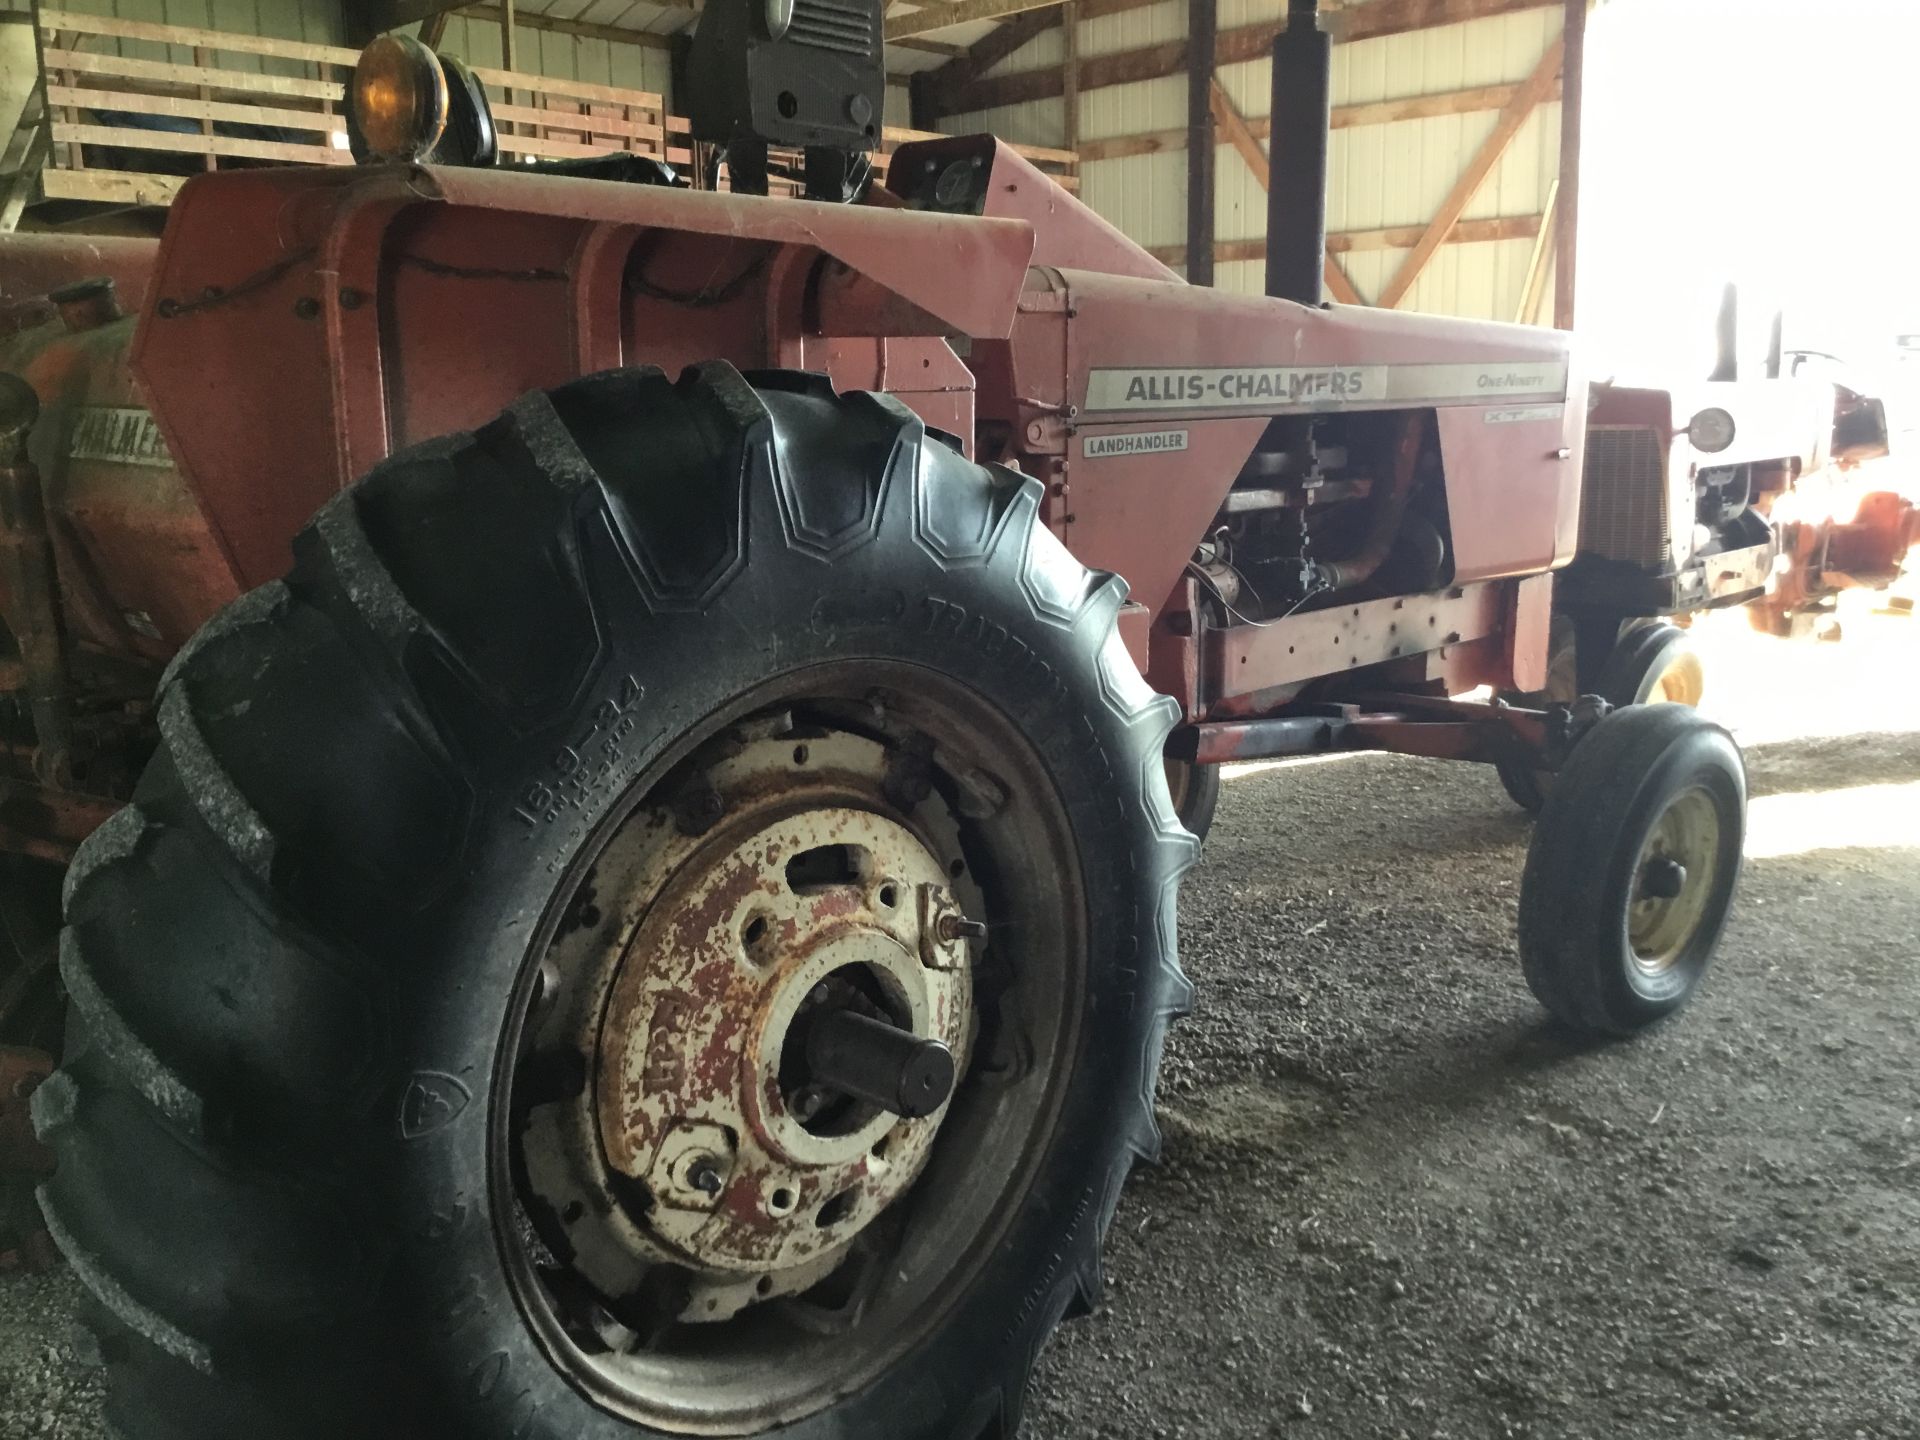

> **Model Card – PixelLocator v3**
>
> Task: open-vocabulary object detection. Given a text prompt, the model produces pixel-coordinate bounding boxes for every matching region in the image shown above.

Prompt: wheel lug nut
[937,914,988,943]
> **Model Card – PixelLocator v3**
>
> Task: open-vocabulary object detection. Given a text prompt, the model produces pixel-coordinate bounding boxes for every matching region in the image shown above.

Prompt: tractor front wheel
[36,366,1196,1440]
[1164,757,1221,844]
[1599,621,1705,708]
[1518,705,1746,1036]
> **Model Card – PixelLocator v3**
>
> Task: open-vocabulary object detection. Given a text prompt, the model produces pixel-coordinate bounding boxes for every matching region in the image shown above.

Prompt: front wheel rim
[1627,785,1722,974]
[1645,648,1706,707]
[494,667,1087,1433]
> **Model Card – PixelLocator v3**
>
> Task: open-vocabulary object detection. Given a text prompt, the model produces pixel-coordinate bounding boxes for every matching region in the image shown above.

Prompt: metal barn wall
[432,15,674,100]
[946,1,1564,320]
[5,0,344,70]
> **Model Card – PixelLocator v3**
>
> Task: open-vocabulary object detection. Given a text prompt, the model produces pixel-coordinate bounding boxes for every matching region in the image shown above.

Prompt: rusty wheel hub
[517,717,988,1334]
[595,802,972,1297]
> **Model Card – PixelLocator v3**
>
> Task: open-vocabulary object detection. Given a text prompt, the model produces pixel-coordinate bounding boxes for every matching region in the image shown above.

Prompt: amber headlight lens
[351,34,450,162]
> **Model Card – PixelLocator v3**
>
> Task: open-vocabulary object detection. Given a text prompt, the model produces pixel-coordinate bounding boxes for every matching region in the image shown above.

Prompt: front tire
[1163,757,1220,843]
[37,366,1197,1440]
[1598,621,1705,708]
[1518,705,1745,1036]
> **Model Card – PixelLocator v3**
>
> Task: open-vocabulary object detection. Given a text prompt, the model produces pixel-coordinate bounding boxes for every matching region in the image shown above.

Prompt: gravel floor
[3,604,1915,1439]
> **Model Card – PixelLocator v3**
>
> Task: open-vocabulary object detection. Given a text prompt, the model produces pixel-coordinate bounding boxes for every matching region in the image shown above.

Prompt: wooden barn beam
[454,5,675,50]
[1208,80,1361,304]
[1375,33,1562,308]
[912,6,1058,123]
[888,0,1061,40]
[1074,78,1561,162]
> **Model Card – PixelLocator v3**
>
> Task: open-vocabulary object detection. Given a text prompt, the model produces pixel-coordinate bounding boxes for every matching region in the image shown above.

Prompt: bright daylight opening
[1581,0,1920,381]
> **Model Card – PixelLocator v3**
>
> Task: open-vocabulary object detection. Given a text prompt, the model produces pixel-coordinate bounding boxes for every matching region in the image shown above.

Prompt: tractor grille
[1579,426,1672,569]
[789,0,876,56]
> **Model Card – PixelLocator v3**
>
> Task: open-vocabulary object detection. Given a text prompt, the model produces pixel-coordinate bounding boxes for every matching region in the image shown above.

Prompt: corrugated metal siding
[5,0,344,70]
[885,81,912,130]
[434,14,674,99]
[948,0,1563,318]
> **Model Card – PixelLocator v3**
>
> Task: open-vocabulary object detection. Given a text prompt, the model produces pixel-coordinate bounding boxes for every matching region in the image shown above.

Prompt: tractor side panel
[1032,269,1582,616]
[1436,402,1584,580]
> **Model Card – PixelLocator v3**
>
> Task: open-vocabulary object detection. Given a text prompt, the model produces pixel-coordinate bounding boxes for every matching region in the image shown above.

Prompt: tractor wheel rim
[497,666,1086,1434]
[1627,786,1720,974]
[1164,757,1191,813]
[1647,648,1705,707]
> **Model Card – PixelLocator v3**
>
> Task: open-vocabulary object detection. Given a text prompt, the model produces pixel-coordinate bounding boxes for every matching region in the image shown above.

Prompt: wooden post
[1554,0,1584,329]
[1185,0,1216,286]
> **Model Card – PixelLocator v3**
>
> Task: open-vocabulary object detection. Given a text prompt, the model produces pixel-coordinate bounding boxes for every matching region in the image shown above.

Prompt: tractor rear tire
[1164,757,1221,844]
[1518,705,1745,1036]
[36,366,1197,1440]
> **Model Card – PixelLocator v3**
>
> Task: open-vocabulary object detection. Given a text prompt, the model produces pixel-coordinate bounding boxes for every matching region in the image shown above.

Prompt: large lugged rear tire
[35,366,1197,1440]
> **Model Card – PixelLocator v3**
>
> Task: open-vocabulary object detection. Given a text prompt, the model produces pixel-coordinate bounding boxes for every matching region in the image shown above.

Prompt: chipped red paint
[587,780,969,1281]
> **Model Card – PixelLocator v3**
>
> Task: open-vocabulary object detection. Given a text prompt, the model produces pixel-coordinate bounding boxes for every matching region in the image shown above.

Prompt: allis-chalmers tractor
[0,0,1908,1434]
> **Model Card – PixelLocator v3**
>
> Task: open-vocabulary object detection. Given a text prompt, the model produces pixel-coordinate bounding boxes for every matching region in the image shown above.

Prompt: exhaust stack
[1266,0,1332,304]
[1710,282,1740,382]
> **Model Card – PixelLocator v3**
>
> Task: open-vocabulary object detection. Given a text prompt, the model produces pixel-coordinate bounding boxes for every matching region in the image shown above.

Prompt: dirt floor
[3,602,1916,1439]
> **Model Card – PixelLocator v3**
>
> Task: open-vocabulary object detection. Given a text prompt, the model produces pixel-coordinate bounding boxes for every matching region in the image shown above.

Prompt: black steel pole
[1186,0,1218,286]
[1266,0,1331,304]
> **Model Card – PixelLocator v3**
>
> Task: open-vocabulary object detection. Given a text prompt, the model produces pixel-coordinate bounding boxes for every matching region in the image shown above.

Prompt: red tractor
[0,2,1787,1435]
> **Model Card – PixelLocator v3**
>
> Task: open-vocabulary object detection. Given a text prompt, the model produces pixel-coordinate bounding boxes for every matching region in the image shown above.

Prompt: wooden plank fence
[13,6,1075,211]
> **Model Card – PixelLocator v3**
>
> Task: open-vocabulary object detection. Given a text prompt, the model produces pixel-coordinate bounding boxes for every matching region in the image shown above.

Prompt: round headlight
[1688,407,1737,454]
[350,34,450,163]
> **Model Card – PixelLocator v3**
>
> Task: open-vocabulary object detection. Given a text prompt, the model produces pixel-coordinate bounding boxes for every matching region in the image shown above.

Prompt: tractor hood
[130,163,1036,586]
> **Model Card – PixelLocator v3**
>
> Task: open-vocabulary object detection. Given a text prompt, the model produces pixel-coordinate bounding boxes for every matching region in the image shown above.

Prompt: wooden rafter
[1207,80,1361,304]
[913,7,1059,122]
[1375,34,1562,309]
[1075,79,1561,162]
[887,0,1059,40]
[924,0,1555,116]
[456,5,673,50]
